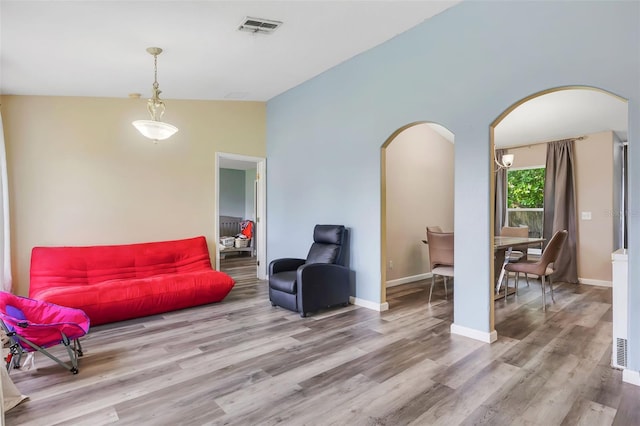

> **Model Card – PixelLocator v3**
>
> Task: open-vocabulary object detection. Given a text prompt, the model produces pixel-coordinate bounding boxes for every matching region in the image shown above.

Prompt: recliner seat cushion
[269,271,297,294]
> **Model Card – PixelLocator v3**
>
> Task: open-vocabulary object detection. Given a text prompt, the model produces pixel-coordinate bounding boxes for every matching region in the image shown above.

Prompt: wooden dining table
[493,235,545,300]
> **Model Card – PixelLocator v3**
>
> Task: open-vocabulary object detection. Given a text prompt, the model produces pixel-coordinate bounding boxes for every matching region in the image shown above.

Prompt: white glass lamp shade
[132,120,178,141]
[501,154,515,168]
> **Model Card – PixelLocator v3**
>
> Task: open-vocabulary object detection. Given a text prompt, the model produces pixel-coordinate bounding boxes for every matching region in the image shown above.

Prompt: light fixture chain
[153,53,159,89]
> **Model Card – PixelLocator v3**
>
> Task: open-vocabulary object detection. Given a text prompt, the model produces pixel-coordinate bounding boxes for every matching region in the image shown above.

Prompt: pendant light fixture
[494,150,514,170]
[132,47,178,142]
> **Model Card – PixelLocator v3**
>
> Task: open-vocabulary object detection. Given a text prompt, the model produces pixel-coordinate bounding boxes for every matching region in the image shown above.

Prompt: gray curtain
[543,140,578,283]
[494,148,507,234]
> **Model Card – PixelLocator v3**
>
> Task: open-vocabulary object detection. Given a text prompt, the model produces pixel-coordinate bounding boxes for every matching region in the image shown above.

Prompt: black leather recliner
[269,225,350,317]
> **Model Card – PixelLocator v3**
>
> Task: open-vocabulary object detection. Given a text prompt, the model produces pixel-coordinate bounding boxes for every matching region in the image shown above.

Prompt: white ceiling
[0,1,628,146]
[495,89,628,148]
[0,0,459,101]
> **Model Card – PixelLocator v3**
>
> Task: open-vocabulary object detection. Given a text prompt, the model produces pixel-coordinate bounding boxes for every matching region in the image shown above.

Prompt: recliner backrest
[306,225,347,266]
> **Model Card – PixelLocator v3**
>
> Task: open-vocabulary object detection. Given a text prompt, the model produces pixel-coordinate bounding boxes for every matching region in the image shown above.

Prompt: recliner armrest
[296,263,349,289]
[296,263,351,317]
[269,258,306,275]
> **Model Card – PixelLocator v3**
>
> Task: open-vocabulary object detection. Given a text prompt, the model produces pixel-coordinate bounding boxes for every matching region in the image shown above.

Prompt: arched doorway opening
[380,121,455,308]
[490,86,628,333]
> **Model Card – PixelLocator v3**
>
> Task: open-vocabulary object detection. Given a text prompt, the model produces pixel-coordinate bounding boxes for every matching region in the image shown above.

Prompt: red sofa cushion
[29,236,235,325]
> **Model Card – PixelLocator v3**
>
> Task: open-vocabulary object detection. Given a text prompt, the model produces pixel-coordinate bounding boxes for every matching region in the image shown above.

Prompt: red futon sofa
[29,236,235,325]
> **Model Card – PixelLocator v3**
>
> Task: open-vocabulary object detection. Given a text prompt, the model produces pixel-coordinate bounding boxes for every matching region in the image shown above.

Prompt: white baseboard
[349,296,389,312]
[623,369,640,386]
[450,323,497,343]
[579,278,612,287]
[386,272,432,288]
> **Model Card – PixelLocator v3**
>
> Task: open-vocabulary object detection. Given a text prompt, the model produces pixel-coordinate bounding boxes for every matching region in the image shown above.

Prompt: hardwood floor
[220,254,257,288]
[5,268,638,425]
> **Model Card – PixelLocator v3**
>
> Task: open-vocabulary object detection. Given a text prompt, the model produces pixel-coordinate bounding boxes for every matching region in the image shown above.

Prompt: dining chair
[426,229,454,304]
[504,229,568,311]
[422,226,442,245]
[500,226,529,260]
[500,225,530,287]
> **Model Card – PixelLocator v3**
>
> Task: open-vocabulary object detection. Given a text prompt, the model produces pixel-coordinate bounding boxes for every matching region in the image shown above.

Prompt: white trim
[386,272,432,287]
[507,164,545,171]
[255,159,267,280]
[349,296,389,312]
[579,278,612,287]
[214,152,267,280]
[450,323,497,343]
[623,369,640,386]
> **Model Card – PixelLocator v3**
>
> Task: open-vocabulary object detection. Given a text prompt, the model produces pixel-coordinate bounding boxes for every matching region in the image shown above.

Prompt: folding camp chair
[0,292,90,374]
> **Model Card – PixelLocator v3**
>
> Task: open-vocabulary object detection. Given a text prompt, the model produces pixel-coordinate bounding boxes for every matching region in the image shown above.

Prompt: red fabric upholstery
[29,236,235,325]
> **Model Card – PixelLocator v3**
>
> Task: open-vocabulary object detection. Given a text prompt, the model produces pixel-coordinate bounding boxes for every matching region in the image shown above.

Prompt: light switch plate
[581,211,592,220]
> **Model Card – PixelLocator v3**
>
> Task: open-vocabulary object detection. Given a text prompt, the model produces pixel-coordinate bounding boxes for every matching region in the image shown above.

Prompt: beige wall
[508,143,546,168]
[385,123,454,281]
[507,130,615,283]
[2,95,266,296]
[574,131,614,282]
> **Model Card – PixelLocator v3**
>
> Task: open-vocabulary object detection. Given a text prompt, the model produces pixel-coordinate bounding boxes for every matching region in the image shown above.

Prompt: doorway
[215,152,267,280]
[380,121,455,307]
[490,86,628,332]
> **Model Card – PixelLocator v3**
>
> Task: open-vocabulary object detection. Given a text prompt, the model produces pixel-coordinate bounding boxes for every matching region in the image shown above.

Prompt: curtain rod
[502,135,586,150]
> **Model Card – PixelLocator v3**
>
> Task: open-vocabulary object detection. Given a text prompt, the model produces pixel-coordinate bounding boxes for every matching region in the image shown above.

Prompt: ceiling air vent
[238,17,282,34]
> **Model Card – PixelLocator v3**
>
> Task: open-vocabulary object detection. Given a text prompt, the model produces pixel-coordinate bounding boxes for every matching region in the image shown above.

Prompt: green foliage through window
[507,168,545,208]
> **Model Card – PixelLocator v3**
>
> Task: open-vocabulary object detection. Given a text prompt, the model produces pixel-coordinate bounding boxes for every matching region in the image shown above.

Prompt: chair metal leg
[541,275,547,312]
[514,272,519,300]
[525,273,530,287]
[429,275,435,304]
[444,277,448,300]
[496,266,506,295]
[11,332,80,374]
[549,275,555,303]
[5,340,23,370]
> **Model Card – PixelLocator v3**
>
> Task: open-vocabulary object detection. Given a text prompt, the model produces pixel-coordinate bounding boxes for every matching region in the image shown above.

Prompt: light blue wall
[219,168,246,218]
[266,0,639,358]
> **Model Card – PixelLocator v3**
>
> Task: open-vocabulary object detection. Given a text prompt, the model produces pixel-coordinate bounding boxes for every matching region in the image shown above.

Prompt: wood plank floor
[5,264,638,425]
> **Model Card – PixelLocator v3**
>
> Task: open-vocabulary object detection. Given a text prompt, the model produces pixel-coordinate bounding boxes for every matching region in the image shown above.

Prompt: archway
[380,121,455,307]
[490,86,628,332]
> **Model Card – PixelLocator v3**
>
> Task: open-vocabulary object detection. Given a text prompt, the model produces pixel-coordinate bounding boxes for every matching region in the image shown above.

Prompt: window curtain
[494,148,507,234]
[0,111,11,292]
[543,139,578,283]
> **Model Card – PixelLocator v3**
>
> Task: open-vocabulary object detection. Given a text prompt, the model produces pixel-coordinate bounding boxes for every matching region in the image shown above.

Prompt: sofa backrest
[30,236,213,296]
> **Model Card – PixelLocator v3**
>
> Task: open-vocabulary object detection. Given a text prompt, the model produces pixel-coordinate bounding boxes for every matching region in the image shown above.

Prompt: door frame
[214,152,267,280]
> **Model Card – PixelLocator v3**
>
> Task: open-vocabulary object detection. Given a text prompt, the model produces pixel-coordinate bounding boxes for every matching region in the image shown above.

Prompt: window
[506,167,545,239]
